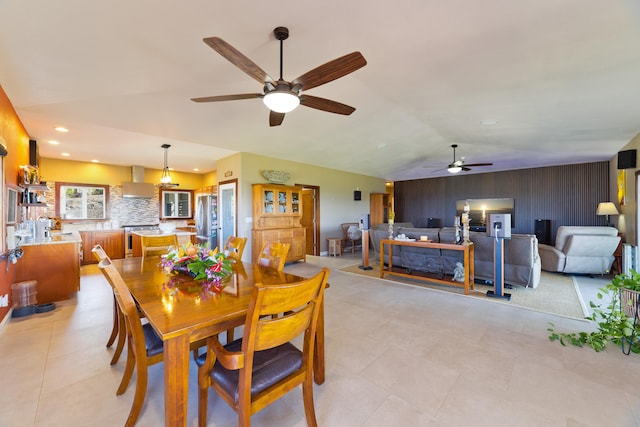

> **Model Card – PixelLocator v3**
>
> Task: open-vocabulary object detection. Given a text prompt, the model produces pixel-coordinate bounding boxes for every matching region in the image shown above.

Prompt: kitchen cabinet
[251,183,306,263]
[80,230,125,265]
[16,240,81,304]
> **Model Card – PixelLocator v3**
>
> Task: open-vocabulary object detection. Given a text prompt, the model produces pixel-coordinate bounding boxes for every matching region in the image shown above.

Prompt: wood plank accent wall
[394,161,610,243]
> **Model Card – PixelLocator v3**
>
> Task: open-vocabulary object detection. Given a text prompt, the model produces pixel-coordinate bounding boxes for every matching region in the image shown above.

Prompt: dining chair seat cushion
[209,339,302,403]
[142,323,164,357]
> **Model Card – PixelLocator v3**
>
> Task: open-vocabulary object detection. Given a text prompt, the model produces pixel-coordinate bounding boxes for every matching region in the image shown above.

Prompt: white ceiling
[1,1,639,181]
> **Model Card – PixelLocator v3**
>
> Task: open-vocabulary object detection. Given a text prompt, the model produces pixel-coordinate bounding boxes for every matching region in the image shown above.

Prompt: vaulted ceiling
[1,1,639,181]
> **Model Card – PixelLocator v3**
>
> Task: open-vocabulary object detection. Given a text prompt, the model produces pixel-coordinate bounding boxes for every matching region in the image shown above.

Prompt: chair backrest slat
[224,236,247,261]
[141,234,178,260]
[244,268,329,353]
[256,241,290,271]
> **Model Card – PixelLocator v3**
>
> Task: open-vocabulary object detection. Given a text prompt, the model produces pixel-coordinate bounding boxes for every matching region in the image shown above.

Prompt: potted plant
[548,270,640,354]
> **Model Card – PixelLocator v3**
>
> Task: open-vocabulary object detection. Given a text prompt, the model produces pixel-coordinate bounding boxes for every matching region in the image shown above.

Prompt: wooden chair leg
[302,376,318,427]
[198,386,209,427]
[117,338,135,395]
[106,295,118,347]
[125,363,147,427]
[110,309,127,365]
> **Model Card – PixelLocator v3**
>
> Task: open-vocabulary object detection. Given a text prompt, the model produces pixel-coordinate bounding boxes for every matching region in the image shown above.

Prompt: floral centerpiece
[161,242,232,293]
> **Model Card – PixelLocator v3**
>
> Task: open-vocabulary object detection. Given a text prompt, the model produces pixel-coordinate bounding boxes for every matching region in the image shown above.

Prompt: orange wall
[0,84,31,324]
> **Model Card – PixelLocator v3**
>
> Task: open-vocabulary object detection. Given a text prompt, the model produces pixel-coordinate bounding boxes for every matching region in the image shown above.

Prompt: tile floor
[1,253,639,427]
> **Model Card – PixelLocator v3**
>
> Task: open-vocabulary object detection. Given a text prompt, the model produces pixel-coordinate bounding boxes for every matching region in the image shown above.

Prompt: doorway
[218,179,237,250]
[297,184,320,256]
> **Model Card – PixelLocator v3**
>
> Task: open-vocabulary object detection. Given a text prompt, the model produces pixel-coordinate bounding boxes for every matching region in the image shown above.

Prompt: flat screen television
[456,198,515,230]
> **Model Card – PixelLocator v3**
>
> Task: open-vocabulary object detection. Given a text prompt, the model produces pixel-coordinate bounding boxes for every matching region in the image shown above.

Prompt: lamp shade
[596,202,619,216]
[263,91,300,113]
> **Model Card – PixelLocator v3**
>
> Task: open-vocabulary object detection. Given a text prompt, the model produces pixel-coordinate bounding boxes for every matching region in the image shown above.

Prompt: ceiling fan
[191,26,367,126]
[447,144,493,173]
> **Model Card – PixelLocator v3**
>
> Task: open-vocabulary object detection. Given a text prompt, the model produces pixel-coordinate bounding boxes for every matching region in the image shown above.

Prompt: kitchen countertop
[19,231,83,246]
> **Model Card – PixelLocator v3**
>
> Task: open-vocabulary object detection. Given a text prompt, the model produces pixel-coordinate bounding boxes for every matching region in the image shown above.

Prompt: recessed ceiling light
[61,152,70,157]
[48,140,60,145]
[55,126,69,133]
[193,168,199,172]
[91,159,99,163]
[481,119,497,125]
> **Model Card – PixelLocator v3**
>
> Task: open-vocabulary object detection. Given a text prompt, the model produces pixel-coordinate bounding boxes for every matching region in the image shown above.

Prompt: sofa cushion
[554,226,618,250]
[470,232,541,288]
[540,226,620,274]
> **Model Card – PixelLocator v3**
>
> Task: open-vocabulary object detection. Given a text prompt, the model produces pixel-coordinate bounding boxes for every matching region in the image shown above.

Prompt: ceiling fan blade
[292,52,367,91]
[464,162,494,167]
[203,37,274,84]
[269,111,285,127]
[462,167,472,172]
[300,95,355,115]
[191,93,263,103]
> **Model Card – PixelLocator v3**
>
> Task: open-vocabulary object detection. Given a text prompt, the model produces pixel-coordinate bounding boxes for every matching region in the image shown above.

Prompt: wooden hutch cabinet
[370,193,390,228]
[251,183,306,264]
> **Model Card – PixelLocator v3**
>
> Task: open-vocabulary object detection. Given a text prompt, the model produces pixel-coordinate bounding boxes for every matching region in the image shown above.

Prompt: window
[56,183,109,220]
[160,189,193,219]
[6,186,17,224]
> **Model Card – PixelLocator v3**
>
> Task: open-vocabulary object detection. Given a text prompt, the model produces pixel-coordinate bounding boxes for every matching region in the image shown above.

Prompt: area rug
[340,262,589,320]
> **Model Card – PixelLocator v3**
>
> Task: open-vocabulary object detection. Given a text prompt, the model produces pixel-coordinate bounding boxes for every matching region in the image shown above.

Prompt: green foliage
[547,270,640,353]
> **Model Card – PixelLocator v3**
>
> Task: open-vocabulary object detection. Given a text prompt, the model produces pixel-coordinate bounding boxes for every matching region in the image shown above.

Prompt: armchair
[539,226,620,274]
[340,223,362,254]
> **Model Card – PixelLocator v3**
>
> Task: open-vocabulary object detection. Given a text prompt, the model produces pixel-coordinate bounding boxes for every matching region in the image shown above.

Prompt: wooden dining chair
[256,241,290,271]
[92,244,127,365]
[224,236,247,261]
[98,256,164,427]
[197,267,330,427]
[140,234,178,261]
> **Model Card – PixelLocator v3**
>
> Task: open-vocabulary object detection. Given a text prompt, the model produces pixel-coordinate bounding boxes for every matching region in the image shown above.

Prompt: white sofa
[538,226,620,274]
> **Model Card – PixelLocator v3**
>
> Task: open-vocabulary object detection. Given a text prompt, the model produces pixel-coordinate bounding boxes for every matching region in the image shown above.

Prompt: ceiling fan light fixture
[263,90,300,113]
[447,166,462,174]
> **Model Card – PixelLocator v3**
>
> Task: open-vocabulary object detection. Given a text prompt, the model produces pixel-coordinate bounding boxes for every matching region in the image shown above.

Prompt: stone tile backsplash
[41,182,187,231]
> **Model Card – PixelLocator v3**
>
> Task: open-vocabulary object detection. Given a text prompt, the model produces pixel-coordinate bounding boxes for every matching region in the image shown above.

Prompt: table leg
[380,241,384,278]
[163,334,190,427]
[313,297,326,384]
[463,247,470,295]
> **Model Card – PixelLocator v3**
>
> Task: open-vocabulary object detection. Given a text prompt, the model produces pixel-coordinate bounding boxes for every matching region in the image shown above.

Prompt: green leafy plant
[548,270,640,353]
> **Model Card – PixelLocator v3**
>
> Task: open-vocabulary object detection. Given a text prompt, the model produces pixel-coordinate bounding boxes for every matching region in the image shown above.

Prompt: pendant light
[160,144,178,187]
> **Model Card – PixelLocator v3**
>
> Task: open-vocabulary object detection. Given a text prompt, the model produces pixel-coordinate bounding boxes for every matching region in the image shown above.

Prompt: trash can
[11,280,37,318]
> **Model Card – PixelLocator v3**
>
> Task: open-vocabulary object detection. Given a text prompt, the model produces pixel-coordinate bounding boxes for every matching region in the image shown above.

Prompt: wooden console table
[380,239,475,294]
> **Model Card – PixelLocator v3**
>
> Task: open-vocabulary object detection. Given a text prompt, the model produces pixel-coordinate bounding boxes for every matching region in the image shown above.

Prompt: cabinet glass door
[278,191,287,213]
[263,190,274,213]
[291,192,300,213]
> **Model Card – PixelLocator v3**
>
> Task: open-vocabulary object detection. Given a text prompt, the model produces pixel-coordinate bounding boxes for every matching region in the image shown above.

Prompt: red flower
[210,261,223,273]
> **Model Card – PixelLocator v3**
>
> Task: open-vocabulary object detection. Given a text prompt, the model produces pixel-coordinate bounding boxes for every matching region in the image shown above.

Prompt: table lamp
[596,202,619,226]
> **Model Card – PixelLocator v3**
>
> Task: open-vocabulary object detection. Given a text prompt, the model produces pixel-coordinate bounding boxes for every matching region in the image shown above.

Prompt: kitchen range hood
[122,165,155,198]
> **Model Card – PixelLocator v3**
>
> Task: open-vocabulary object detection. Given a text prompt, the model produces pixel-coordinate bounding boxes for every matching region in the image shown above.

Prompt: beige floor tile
[1,253,639,426]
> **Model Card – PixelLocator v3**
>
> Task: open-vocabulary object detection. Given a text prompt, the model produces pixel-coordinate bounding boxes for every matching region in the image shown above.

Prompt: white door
[218,181,237,250]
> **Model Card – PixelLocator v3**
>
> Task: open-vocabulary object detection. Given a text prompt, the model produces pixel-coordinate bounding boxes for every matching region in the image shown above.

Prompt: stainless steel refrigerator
[195,195,218,250]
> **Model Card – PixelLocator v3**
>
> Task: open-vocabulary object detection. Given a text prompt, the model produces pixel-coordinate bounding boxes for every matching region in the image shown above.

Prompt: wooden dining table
[113,257,327,427]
